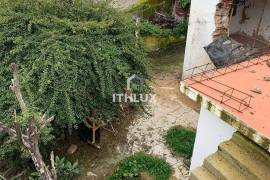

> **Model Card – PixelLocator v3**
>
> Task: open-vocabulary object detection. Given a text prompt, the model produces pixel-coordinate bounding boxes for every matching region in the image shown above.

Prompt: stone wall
[230,0,270,42]
[213,0,233,39]
[182,0,270,77]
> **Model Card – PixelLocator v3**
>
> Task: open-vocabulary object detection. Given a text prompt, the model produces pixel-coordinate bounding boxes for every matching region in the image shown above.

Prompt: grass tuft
[110,153,172,180]
[164,127,196,159]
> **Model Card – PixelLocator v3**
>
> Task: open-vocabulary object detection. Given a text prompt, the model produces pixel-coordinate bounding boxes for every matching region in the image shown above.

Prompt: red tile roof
[182,55,270,138]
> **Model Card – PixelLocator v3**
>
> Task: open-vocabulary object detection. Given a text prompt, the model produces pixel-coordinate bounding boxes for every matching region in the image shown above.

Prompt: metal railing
[182,55,270,112]
[185,55,270,84]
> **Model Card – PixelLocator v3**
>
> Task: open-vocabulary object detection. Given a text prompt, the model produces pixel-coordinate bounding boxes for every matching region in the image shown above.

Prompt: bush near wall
[164,127,196,159]
[139,20,188,38]
[110,153,172,180]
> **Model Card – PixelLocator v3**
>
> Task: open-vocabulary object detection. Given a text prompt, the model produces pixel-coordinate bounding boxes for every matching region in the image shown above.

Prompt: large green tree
[0,0,149,126]
[0,0,150,168]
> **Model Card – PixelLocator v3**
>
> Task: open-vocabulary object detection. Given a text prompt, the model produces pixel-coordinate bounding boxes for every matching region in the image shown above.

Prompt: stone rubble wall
[213,0,233,39]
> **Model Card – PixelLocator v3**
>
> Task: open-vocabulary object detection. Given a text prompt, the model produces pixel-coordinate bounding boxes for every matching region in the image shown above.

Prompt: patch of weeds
[207,102,213,111]
[110,153,172,180]
[139,20,188,38]
[196,95,202,103]
[164,127,196,159]
[220,110,235,124]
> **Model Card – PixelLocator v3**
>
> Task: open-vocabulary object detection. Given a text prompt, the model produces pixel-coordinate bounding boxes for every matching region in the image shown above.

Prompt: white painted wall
[230,0,270,41]
[182,0,219,79]
[190,107,236,171]
[182,0,270,79]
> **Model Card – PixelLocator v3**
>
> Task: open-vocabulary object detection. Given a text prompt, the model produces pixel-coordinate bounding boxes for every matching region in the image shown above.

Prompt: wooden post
[92,122,96,144]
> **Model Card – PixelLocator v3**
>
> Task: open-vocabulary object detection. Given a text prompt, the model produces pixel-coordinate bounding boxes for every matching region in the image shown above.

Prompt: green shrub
[29,156,80,180]
[110,153,172,180]
[172,20,188,37]
[55,156,80,180]
[0,137,31,168]
[139,20,164,37]
[139,20,188,38]
[164,127,196,159]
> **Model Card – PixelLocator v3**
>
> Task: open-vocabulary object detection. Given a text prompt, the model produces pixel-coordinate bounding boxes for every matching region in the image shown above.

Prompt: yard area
[0,1,198,179]
[60,45,199,180]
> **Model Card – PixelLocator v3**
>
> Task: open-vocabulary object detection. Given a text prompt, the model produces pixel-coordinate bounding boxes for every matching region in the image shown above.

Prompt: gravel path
[76,46,199,180]
[126,73,199,179]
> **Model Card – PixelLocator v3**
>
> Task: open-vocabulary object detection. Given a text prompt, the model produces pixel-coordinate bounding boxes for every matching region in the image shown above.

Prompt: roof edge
[180,81,270,153]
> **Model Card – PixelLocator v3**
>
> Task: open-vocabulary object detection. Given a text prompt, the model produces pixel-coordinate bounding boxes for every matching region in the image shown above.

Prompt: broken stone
[183,158,191,167]
[240,47,245,51]
[223,40,231,45]
[264,76,270,81]
[177,164,189,176]
[250,87,262,94]
[87,171,97,177]
[67,144,78,155]
[267,60,270,67]
[150,145,163,155]
[147,127,154,131]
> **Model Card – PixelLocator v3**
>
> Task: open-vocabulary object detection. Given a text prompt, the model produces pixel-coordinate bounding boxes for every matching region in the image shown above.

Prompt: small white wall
[190,107,236,171]
[182,0,219,79]
[230,0,270,42]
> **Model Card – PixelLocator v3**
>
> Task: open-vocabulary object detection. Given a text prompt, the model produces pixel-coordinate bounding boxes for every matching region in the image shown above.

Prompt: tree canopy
[0,0,150,168]
[0,0,150,128]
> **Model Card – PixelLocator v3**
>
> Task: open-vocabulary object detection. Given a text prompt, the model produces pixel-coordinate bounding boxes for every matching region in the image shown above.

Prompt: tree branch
[14,122,23,145]
[50,151,57,179]
[10,63,26,113]
[10,170,27,180]
[35,114,54,136]
[1,63,56,179]
[0,174,7,180]
[0,122,17,137]
[40,113,54,130]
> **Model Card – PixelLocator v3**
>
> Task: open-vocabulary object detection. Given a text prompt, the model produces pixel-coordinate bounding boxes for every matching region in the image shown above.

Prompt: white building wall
[230,0,270,42]
[182,0,219,79]
[182,0,270,79]
[190,107,236,171]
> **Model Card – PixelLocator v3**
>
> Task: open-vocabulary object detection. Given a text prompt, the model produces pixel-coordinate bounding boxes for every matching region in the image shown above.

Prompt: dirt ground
[126,72,199,179]
[63,45,200,180]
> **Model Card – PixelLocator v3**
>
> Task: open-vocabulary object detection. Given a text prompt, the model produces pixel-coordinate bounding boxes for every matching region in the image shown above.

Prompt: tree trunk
[0,63,57,180]
[28,147,53,180]
[24,118,55,180]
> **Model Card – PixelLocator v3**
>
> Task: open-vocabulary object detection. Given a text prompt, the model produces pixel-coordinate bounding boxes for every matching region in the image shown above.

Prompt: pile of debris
[204,36,259,68]
[151,12,178,29]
